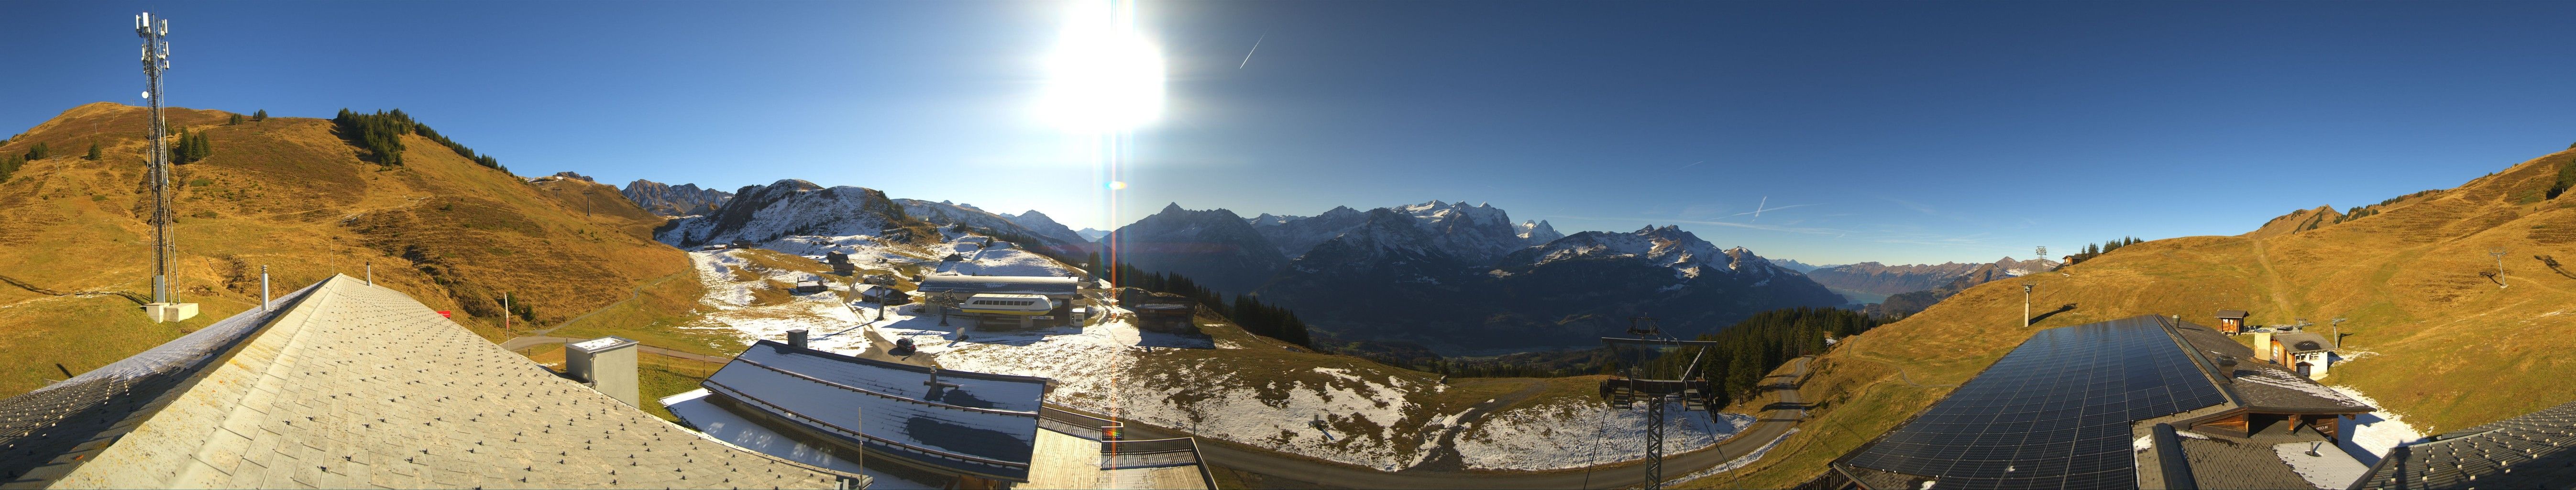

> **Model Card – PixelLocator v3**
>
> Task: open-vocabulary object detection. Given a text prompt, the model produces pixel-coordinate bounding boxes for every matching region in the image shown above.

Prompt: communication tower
[137,12,196,323]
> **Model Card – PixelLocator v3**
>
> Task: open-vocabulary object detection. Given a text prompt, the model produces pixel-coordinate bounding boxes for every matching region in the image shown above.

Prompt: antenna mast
[136,12,195,323]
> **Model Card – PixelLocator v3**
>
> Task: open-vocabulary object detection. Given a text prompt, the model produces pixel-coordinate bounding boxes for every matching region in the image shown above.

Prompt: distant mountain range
[1107,200,1843,352]
[1770,258,1829,273]
[1803,257,2056,297]
[621,179,734,217]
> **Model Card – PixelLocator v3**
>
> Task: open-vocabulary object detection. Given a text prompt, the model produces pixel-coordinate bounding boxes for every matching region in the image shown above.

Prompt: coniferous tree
[171,129,193,164]
[85,143,100,161]
[188,132,210,162]
[228,114,242,125]
[252,110,267,122]
[24,142,50,161]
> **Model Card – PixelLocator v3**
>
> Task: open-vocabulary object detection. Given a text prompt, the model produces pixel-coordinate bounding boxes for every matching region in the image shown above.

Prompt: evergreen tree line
[1092,256,1316,347]
[171,128,211,164]
[332,109,505,170]
[1673,306,1883,408]
[1,142,46,180]
[2551,154,2576,200]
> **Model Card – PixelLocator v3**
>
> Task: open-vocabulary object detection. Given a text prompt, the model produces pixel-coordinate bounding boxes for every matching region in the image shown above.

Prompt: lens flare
[1038,0,1164,133]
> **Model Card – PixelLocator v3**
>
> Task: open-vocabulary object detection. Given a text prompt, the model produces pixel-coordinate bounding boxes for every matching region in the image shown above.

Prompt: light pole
[2021,282,2035,328]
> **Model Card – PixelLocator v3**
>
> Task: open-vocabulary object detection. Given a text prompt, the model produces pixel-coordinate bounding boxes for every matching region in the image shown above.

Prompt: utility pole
[504,292,512,334]
[260,265,269,311]
[2491,247,2510,289]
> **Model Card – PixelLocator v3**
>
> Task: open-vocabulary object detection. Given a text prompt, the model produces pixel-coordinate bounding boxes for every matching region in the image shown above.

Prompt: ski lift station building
[915,275,1083,328]
[675,336,1214,489]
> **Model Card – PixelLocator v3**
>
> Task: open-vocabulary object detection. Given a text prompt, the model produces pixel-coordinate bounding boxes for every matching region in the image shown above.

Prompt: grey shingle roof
[2355,399,2576,489]
[2274,332,2334,354]
[1,275,861,489]
[2216,310,2251,319]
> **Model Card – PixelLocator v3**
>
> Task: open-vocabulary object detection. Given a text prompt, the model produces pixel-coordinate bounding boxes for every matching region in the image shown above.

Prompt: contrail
[1680,161,1702,169]
[1239,34,1265,69]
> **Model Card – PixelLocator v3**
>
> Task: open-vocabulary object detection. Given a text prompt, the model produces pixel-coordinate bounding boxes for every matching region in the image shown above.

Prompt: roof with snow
[0,275,862,489]
[2353,398,2576,489]
[1829,315,2371,490]
[916,274,1081,297]
[701,340,1051,481]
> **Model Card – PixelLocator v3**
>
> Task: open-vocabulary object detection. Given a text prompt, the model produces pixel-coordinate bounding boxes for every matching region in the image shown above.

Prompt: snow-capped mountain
[1102,203,1291,295]
[893,199,1082,247]
[655,179,919,247]
[1246,200,1557,262]
[1002,210,1092,245]
[1516,219,1563,245]
[621,179,734,217]
[1075,228,1109,242]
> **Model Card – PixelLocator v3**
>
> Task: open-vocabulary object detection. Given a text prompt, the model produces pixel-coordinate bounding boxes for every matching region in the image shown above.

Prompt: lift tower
[1598,316,1720,490]
[137,12,195,323]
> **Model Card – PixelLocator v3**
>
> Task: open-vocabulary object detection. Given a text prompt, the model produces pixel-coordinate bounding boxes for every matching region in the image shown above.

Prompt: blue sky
[6,1,2574,265]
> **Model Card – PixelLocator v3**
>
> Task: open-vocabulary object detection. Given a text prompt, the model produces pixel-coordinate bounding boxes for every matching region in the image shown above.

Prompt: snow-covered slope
[656,179,921,248]
[1247,206,1368,258]
[1002,209,1091,244]
[1516,219,1563,246]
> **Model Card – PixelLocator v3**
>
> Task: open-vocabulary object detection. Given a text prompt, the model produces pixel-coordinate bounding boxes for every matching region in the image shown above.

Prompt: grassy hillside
[1699,145,2576,488]
[0,102,687,398]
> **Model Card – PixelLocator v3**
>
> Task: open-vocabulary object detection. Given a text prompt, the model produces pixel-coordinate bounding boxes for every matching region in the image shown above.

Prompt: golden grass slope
[1700,146,2576,488]
[0,102,687,398]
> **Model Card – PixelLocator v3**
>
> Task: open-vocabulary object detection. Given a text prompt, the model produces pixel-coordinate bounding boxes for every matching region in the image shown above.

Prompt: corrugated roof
[0,275,861,489]
[706,341,1050,481]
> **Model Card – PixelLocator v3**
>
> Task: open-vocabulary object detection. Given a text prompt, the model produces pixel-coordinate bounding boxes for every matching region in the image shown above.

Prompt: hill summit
[0,102,686,398]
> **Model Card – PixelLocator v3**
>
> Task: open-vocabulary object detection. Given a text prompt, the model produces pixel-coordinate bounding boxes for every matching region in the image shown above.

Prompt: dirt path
[1849,350,1959,388]
[519,270,690,338]
[2251,239,2298,315]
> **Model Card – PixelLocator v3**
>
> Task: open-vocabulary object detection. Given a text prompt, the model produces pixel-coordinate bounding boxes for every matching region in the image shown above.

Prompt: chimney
[2216,356,2238,383]
[566,336,640,408]
[787,329,809,349]
[2253,332,2274,363]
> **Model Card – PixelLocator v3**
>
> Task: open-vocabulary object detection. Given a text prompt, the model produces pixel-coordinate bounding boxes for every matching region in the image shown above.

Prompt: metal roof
[0,275,861,489]
[705,341,1051,481]
[2215,310,2250,319]
[915,275,1079,297]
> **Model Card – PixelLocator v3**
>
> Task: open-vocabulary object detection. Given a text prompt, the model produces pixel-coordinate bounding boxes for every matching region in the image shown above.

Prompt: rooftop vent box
[567,336,640,408]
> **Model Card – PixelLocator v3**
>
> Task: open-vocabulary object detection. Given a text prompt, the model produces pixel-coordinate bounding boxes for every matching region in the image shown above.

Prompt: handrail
[704,380,1032,470]
[727,356,1039,417]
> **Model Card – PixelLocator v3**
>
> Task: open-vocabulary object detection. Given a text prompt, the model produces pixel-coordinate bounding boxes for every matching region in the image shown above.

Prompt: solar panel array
[1840,316,2228,489]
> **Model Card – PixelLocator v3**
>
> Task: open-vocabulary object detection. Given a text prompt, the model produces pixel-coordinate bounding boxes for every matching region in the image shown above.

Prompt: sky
[6,1,2575,265]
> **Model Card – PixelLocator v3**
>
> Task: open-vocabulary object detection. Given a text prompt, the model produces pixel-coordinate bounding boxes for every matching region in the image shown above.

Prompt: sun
[1036,0,1165,133]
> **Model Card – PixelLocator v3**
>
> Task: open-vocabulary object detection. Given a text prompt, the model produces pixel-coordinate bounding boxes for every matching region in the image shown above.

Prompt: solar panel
[1840,316,2227,489]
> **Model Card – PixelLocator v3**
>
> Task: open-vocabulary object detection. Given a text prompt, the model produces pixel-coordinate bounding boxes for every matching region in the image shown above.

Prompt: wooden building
[2214,309,2250,334]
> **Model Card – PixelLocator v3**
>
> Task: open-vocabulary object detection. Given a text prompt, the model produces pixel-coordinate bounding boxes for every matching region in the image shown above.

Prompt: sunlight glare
[1038,0,1165,133]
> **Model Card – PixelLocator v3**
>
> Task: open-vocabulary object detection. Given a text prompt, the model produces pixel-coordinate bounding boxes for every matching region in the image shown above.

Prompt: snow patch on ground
[2331,386,2425,466]
[1452,399,1755,470]
[1671,428,1796,484]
